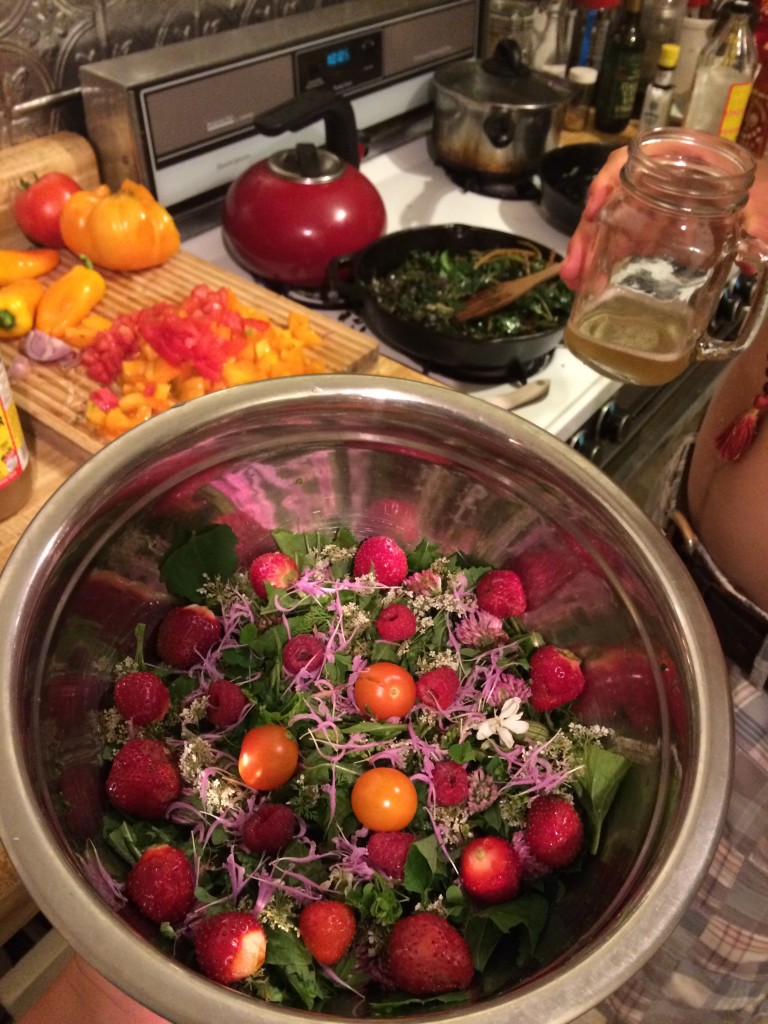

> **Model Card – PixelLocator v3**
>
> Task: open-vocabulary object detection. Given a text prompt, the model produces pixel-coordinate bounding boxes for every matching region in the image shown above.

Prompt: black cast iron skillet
[328,224,569,383]
[538,143,620,236]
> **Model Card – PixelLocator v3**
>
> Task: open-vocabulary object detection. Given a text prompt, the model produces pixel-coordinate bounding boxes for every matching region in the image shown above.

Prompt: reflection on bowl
[0,376,730,1024]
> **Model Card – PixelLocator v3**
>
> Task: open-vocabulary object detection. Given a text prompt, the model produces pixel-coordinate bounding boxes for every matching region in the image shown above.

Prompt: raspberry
[367,831,416,880]
[524,794,584,868]
[431,760,469,806]
[241,802,298,854]
[298,901,356,964]
[114,671,170,726]
[249,551,299,599]
[353,536,408,586]
[415,666,460,710]
[126,844,195,923]
[282,634,325,676]
[206,679,248,728]
[387,913,474,995]
[476,569,527,618]
[529,645,585,711]
[374,603,417,642]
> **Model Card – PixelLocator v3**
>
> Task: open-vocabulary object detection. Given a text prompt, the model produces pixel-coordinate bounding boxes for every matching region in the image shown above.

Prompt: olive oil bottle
[594,0,646,132]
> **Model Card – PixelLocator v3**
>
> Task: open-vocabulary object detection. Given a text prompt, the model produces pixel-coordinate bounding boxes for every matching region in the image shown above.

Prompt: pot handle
[328,254,365,305]
[482,38,530,79]
[483,109,516,148]
[253,87,360,167]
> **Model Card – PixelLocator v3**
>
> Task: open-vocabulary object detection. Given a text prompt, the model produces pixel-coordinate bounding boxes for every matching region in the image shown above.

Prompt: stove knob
[596,401,631,444]
[569,430,603,463]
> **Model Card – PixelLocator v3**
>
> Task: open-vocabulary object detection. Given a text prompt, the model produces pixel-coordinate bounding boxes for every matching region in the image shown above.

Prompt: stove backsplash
[0,0,348,146]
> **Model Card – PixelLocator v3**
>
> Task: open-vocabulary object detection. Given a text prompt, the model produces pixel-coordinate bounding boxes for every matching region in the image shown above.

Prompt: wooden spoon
[454,261,563,322]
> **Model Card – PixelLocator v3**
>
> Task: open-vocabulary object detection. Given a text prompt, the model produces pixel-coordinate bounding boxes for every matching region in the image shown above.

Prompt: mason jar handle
[697,234,768,362]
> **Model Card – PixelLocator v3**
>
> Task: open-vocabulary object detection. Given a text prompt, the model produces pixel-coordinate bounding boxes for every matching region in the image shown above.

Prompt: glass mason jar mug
[564,128,768,386]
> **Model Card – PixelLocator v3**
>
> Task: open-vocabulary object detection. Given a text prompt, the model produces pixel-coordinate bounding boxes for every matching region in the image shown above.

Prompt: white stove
[182,136,621,445]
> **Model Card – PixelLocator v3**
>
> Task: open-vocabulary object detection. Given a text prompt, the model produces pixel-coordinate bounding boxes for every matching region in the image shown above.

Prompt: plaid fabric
[572,439,768,1022]
[573,666,768,1023]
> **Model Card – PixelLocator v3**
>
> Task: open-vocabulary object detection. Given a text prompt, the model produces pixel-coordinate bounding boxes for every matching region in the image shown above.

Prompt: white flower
[476,697,529,748]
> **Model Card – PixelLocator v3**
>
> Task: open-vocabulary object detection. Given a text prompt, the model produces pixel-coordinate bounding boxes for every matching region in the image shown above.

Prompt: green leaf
[159,524,238,602]
[368,989,471,1015]
[571,744,631,853]
[464,893,549,972]
[264,927,313,967]
[403,834,440,896]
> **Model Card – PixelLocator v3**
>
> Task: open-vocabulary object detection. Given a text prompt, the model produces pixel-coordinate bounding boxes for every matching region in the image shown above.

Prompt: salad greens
[89,526,630,1015]
[370,247,573,341]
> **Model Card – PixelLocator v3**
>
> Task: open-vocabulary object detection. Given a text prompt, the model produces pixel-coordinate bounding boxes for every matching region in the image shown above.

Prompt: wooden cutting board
[0,249,381,457]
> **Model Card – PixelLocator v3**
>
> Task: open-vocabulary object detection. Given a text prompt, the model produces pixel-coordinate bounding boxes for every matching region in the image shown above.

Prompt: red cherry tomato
[14,172,82,248]
[351,767,418,831]
[238,725,299,791]
[354,661,416,721]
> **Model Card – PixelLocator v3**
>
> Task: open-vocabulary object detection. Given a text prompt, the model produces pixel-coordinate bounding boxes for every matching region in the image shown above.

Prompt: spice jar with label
[565,64,599,128]
[0,361,32,520]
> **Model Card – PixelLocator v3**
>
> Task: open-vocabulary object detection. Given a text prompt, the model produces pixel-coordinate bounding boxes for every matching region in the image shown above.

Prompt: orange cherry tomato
[351,767,418,831]
[238,724,299,791]
[354,662,416,721]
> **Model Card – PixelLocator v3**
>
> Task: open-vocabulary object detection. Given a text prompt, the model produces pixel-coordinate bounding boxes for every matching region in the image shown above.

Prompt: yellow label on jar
[0,373,28,489]
[719,82,754,140]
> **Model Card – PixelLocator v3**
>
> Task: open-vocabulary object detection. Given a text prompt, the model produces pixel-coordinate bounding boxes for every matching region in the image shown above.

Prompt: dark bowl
[329,224,570,383]
[538,143,619,235]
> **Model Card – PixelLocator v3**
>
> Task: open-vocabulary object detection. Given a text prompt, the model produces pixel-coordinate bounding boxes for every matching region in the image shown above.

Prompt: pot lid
[433,39,571,108]
[267,143,345,183]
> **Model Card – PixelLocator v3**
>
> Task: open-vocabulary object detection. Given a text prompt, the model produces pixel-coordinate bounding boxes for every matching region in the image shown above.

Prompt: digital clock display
[326,47,351,68]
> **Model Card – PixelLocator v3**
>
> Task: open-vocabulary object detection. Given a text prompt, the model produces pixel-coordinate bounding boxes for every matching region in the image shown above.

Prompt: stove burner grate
[442,166,541,201]
[248,275,348,310]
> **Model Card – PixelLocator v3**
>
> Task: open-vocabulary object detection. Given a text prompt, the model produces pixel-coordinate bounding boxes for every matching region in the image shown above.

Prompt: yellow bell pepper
[0,248,59,285]
[35,261,107,336]
[61,313,113,349]
[0,278,46,339]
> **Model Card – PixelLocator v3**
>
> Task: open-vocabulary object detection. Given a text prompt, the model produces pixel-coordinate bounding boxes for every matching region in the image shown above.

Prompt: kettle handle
[253,88,360,168]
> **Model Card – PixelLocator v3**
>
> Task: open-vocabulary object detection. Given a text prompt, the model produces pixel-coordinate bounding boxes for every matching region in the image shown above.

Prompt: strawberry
[125,844,195,923]
[476,569,527,618]
[386,912,474,995]
[513,546,581,611]
[45,673,104,730]
[249,551,299,599]
[282,634,325,676]
[367,831,416,880]
[353,536,408,586]
[374,603,417,642]
[114,671,170,726]
[156,604,222,670]
[241,802,298,854]
[364,497,421,546]
[524,794,584,868]
[529,645,585,711]
[106,737,181,819]
[206,679,248,728]
[415,665,460,710]
[194,910,267,984]
[459,835,522,904]
[431,760,469,806]
[298,900,356,964]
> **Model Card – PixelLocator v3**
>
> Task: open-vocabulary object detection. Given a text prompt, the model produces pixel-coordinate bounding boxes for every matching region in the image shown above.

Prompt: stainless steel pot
[0,376,731,1024]
[432,40,572,181]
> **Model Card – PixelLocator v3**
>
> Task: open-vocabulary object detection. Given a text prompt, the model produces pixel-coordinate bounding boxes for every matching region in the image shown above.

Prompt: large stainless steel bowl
[0,376,731,1024]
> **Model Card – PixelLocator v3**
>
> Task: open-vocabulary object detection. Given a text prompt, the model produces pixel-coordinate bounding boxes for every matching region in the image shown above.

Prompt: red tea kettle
[222,89,386,289]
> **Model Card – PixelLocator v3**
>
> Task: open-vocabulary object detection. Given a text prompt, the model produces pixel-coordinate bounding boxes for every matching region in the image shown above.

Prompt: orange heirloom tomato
[238,724,299,791]
[59,179,180,272]
[351,767,418,831]
[354,662,416,721]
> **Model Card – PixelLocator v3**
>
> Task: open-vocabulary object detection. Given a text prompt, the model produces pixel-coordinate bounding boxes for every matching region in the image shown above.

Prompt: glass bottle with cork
[0,360,32,521]
[683,0,759,140]
[593,0,646,132]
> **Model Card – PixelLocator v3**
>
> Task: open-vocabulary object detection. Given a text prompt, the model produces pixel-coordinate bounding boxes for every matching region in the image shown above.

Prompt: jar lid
[567,65,599,85]
[434,39,572,108]
[658,43,681,69]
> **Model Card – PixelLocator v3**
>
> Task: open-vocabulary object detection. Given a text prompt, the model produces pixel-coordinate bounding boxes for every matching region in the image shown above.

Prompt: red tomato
[351,767,418,830]
[238,724,299,790]
[14,172,82,248]
[354,662,416,721]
